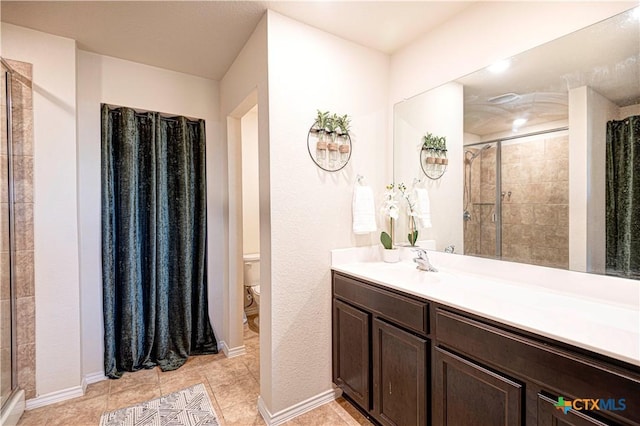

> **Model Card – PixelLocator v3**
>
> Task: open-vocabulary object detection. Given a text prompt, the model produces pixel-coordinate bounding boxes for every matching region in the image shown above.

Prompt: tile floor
[17,318,372,426]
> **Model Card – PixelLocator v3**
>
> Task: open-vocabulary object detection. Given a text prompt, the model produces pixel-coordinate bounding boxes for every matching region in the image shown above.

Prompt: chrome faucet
[413,249,438,272]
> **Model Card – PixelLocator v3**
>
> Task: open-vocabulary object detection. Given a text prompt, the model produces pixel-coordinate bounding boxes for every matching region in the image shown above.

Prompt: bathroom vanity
[331,254,640,426]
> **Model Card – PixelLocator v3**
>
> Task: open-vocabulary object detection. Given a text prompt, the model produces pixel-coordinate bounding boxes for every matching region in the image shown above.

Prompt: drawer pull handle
[389,382,392,395]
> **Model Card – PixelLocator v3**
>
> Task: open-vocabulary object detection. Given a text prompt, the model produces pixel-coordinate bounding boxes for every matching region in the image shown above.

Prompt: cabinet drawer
[436,309,640,425]
[334,273,429,335]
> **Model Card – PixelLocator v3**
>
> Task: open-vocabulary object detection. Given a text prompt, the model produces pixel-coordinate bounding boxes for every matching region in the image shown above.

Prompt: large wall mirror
[393,7,640,279]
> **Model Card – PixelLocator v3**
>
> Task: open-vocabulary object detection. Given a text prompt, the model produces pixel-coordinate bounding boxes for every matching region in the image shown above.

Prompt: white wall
[265,10,389,414]
[241,107,260,255]
[76,51,220,377]
[1,24,82,396]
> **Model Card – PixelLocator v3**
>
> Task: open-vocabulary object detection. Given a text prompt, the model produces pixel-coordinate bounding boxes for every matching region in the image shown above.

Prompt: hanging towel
[414,188,432,229]
[352,185,377,234]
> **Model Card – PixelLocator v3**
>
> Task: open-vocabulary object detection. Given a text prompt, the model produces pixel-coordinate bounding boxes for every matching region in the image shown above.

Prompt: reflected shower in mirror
[393,7,640,278]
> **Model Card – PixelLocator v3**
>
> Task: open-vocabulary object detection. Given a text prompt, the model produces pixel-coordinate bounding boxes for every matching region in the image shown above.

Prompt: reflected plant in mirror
[398,183,419,246]
[393,7,640,279]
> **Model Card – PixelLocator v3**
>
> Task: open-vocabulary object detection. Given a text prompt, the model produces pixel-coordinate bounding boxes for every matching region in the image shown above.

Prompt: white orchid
[380,184,398,250]
[398,183,419,246]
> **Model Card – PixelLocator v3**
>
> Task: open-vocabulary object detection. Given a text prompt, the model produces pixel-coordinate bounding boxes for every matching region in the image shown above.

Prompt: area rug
[99,383,219,426]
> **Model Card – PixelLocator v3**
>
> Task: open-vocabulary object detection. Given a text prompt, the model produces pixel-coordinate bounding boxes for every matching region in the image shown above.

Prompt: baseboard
[25,371,107,411]
[257,387,341,425]
[218,340,246,358]
[25,384,84,410]
[84,371,108,385]
[83,371,107,393]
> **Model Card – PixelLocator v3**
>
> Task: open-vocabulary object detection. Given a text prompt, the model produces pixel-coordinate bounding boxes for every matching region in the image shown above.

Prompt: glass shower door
[0,63,15,410]
[463,142,499,258]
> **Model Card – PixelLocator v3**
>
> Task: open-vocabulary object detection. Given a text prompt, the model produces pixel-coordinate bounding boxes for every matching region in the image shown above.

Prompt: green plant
[380,184,398,250]
[336,114,351,136]
[314,110,329,132]
[326,113,338,134]
[380,232,393,250]
[408,227,418,246]
[398,183,418,246]
[422,132,447,151]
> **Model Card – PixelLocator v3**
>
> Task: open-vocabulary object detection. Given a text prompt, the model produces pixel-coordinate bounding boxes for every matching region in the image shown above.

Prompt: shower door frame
[465,126,569,260]
[465,140,503,258]
[1,57,19,411]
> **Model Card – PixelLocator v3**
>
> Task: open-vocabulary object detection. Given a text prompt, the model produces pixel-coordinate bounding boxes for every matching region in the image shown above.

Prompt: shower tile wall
[1,59,36,400]
[464,136,569,269]
[501,136,569,269]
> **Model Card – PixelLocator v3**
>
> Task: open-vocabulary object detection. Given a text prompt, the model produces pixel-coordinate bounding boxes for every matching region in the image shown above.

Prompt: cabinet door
[434,347,523,426]
[333,299,370,409]
[372,318,428,426]
[537,394,611,426]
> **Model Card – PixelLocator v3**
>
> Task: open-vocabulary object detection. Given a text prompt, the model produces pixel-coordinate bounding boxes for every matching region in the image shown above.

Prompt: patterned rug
[100,383,219,426]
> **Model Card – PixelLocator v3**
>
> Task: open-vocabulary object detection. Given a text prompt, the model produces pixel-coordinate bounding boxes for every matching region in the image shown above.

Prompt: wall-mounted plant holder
[420,147,448,180]
[308,127,351,172]
[308,110,352,172]
[421,132,447,180]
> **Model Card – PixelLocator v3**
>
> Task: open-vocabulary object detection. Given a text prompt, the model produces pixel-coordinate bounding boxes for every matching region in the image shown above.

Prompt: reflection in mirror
[393,7,640,278]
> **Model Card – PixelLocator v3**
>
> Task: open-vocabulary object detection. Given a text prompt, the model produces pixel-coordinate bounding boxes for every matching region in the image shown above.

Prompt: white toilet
[243,253,260,321]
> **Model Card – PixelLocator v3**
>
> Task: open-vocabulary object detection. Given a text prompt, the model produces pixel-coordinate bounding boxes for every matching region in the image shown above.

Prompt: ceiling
[0,1,474,80]
[457,6,640,136]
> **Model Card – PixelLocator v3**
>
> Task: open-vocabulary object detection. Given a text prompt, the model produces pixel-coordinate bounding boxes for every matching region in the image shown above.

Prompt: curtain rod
[0,57,17,75]
[466,126,569,147]
[104,103,203,123]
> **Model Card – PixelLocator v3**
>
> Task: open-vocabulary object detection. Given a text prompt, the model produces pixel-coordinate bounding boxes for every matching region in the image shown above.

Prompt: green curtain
[606,115,640,279]
[101,104,217,379]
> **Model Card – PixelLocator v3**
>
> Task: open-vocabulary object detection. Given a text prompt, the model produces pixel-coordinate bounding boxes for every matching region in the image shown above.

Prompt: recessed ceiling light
[512,118,528,131]
[487,59,511,74]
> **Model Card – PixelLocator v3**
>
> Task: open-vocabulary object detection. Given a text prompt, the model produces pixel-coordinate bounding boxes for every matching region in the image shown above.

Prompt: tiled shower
[463,132,569,269]
[1,57,35,419]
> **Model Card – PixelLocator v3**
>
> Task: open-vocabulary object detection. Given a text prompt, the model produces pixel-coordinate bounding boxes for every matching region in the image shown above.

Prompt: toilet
[243,253,260,321]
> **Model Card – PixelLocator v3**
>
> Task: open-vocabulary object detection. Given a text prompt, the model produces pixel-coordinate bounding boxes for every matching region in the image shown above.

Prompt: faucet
[413,249,438,272]
[444,245,455,254]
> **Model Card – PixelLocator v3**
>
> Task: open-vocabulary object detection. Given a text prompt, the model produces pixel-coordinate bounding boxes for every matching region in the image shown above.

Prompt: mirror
[393,7,640,277]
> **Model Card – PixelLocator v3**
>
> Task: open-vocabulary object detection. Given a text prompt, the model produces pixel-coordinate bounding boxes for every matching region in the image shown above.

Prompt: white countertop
[331,247,640,368]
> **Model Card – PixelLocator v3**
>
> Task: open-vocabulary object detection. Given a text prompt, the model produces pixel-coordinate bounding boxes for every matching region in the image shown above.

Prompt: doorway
[240,106,260,333]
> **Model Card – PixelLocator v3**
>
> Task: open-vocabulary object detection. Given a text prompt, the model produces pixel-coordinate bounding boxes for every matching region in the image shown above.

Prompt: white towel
[352,185,377,234]
[414,188,432,229]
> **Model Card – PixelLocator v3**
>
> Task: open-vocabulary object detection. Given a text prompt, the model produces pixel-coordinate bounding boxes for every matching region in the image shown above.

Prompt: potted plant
[380,184,400,262]
[422,132,447,166]
[326,113,339,163]
[398,183,418,246]
[336,114,351,162]
[314,110,329,162]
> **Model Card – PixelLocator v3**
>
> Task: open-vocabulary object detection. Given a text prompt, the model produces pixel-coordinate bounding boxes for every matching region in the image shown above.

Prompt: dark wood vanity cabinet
[435,308,640,426]
[332,273,430,426]
[372,318,428,426]
[332,271,640,426]
[434,346,523,425]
